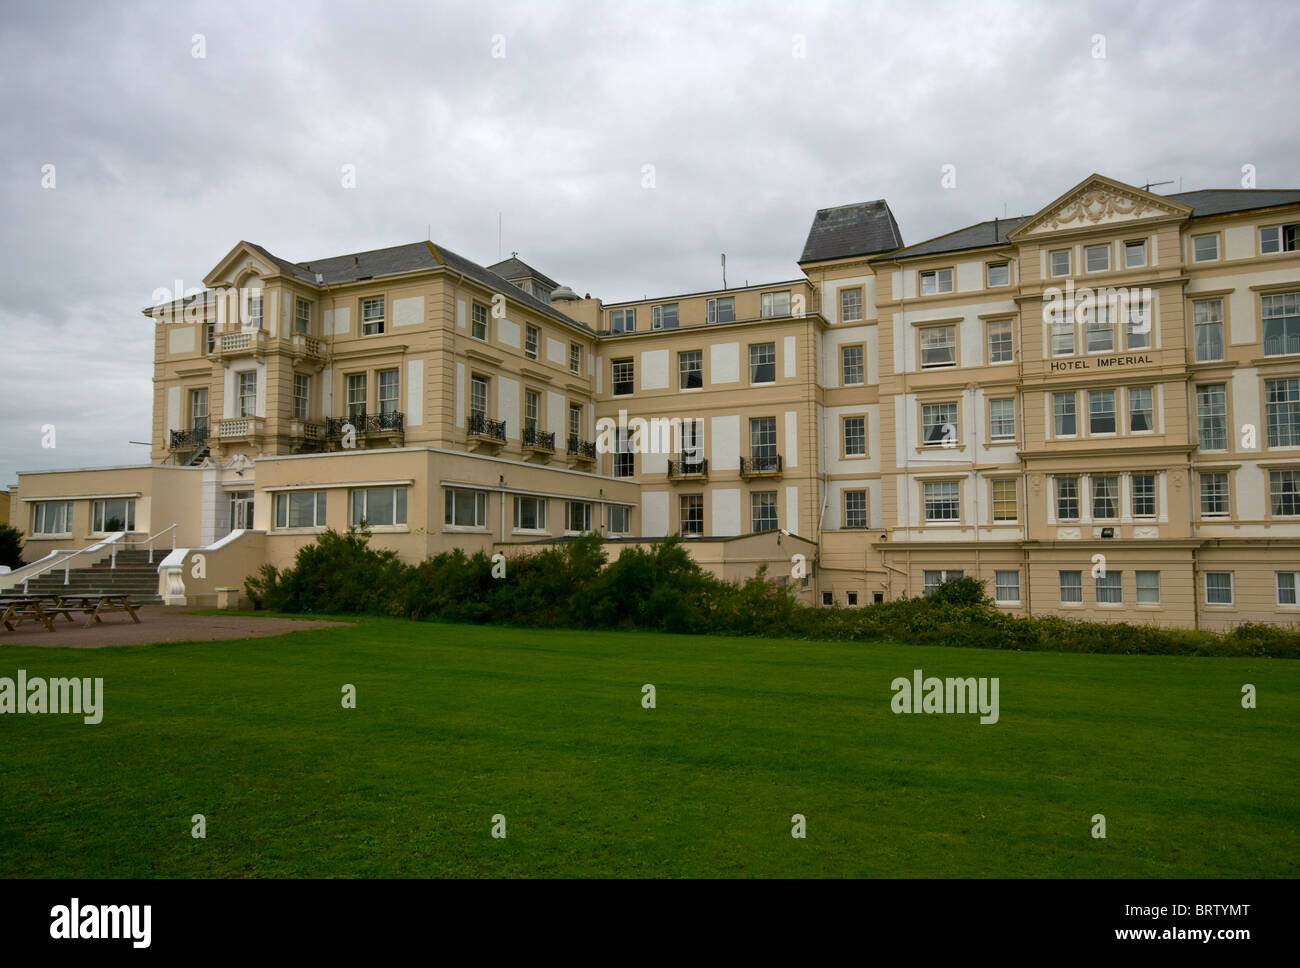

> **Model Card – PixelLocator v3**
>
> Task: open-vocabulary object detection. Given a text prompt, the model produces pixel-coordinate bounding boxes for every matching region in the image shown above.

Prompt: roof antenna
[1142,179,1174,193]
[994,216,999,242]
[721,253,727,289]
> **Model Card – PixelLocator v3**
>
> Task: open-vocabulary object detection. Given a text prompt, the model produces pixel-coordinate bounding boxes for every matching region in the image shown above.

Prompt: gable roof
[486,256,560,289]
[871,216,1030,262]
[1165,188,1300,218]
[798,199,903,264]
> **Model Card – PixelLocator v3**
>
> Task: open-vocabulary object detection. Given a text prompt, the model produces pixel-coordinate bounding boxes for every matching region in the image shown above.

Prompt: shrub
[0,524,23,569]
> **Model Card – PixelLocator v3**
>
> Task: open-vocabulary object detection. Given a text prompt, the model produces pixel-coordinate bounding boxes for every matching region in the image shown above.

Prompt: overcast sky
[1,0,1297,489]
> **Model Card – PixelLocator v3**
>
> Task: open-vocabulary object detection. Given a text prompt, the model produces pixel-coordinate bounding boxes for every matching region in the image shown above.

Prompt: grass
[0,615,1296,877]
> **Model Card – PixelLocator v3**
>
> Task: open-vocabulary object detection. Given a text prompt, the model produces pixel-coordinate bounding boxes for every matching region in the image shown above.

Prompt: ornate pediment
[1011,175,1192,239]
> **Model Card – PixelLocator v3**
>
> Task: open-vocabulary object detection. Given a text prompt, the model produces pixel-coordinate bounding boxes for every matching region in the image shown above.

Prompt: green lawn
[0,616,1296,877]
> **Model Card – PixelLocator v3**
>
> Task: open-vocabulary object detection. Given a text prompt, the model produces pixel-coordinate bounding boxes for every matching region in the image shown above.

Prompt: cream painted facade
[7,175,1300,628]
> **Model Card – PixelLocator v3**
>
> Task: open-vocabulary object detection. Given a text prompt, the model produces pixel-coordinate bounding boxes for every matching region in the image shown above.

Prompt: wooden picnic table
[49,593,142,628]
[0,597,56,632]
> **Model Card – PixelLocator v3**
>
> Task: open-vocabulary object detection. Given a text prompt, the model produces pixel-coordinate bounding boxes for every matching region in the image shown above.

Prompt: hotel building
[6,174,1300,629]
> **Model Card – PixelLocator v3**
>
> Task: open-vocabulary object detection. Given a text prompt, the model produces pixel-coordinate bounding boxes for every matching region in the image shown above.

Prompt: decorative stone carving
[1037,187,1164,231]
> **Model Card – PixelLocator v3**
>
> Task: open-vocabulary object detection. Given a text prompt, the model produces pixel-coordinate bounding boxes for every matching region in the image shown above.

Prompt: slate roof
[798,199,904,264]
[486,256,560,289]
[1167,189,1300,218]
[872,216,1030,262]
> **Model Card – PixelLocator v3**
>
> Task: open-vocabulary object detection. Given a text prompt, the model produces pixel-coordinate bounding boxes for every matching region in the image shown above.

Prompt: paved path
[0,607,347,648]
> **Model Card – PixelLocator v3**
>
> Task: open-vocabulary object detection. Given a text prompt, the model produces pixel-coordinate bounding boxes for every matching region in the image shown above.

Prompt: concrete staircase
[20,549,163,605]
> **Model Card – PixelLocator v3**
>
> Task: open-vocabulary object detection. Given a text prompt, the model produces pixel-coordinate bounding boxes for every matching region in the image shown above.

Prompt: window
[614,428,635,478]
[1092,475,1120,519]
[610,308,636,333]
[524,324,539,360]
[1270,470,1300,516]
[1266,378,1300,446]
[568,403,582,441]
[1085,244,1110,273]
[706,297,734,324]
[204,321,216,354]
[994,570,1020,603]
[678,350,703,389]
[751,491,778,533]
[295,298,311,335]
[923,481,960,522]
[844,490,867,529]
[190,388,209,429]
[1088,389,1116,434]
[361,296,385,335]
[238,371,257,418]
[470,376,488,423]
[445,489,487,529]
[761,290,791,317]
[612,358,634,396]
[1132,473,1156,518]
[992,479,1017,522]
[1192,234,1219,262]
[1053,393,1077,436]
[987,318,1013,363]
[1260,223,1300,254]
[377,369,399,414]
[840,287,864,321]
[293,374,309,419]
[471,302,489,341]
[822,591,833,606]
[1196,384,1227,449]
[569,342,582,374]
[513,496,547,531]
[1126,295,1151,350]
[843,416,866,457]
[919,268,953,295]
[986,261,1010,287]
[651,303,679,330]
[1192,299,1224,361]
[1125,239,1147,268]
[681,419,704,466]
[1262,292,1300,356]
[351,487,407,527]
[841,345,864,384]
[608,505,631,535]
[1056,477,1080,520]
[1128,386,1153,432]
[680,494,704,536]
[1205,571,1233,605]
[749,342,776,383]
[919,325,956,368]
[1050,303,1074,356]
[1278,571,1299,605]
[989,398,1016,441]
[347,373,367,421]
[32,501,73,535]
[1200,472,1230,517]
[247,291,263,329]
[1085,303,1114,353]
[923,570,964,594]
[1136,571,1160,604]
[750,416,777,462]
[1095,571,1122,604]
[1050,249,1071,276]
[847,592,858,607]
[523,390,539,435]
[566,501,592,533]
[274,491,326,529]
[1059,571,1082,604]
[921,402,958,446]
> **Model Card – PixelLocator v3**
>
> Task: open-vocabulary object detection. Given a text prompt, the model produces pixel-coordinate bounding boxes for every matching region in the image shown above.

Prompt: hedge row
[244,529,1300,658]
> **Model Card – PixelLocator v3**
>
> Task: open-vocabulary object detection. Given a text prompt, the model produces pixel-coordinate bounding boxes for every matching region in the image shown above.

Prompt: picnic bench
[1,593,143,632]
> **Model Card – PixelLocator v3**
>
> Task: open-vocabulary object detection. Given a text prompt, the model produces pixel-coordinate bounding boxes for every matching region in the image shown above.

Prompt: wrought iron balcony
[326,411,406,436]
[169,422,209,451]
[522,426,555,451]
[567,435,597,460]
[468,413,507,442]
[740,454,783,478]
[667,457,708,480]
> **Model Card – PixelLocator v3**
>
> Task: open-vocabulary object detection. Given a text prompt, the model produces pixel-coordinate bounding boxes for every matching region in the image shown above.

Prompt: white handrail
[120,523,179,564]
[18,533,126,592]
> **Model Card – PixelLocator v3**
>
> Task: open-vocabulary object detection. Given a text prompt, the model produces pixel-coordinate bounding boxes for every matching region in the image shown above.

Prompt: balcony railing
[468,413,507,442]
[169,422,208,451]
[567,436,597,460]
[217,417,263,438]
[326,411,406,436]
[667,457,708,479]
[218,330,265,355]
[522,426,555,451]
[740,454,783,478]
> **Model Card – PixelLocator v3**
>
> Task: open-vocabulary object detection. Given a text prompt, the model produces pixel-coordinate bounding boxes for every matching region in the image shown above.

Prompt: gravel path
[0,607,347,648]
